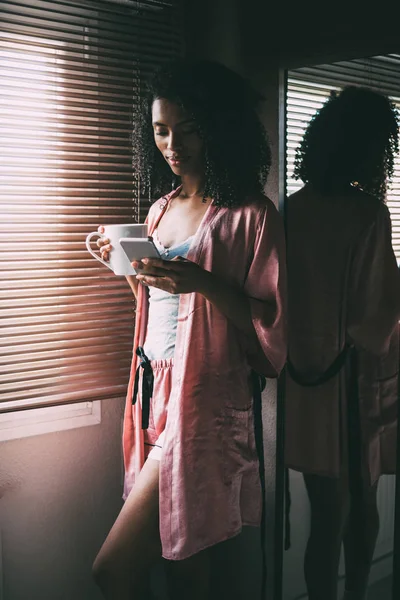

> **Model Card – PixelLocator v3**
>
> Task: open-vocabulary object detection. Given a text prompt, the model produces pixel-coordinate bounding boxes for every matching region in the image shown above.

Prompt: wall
[0,399,125,600]
[239,0,400,68]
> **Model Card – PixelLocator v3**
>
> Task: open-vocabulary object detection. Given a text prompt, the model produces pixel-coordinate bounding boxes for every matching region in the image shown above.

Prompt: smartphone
[119,237,161,269]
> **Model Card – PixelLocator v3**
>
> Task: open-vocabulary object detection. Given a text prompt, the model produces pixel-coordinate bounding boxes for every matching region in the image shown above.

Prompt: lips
[167,155,189,165]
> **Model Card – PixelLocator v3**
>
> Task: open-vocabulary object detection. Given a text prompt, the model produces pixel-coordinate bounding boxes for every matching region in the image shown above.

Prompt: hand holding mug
[96,226,111,262]
[85,223,148,276]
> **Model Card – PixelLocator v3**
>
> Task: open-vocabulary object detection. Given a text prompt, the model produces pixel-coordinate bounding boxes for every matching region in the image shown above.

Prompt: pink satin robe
[122,188,287,560]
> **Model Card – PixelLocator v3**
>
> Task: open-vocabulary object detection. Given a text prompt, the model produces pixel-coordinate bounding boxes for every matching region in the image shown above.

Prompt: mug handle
[85,231,113,271]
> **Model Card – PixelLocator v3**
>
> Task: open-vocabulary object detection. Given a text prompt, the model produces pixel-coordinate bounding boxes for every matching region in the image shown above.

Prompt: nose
[167,131,183,152]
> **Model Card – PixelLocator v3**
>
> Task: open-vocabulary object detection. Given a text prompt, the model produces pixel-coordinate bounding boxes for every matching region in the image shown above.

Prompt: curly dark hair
[132,59,271,207]
[293,86,399,201]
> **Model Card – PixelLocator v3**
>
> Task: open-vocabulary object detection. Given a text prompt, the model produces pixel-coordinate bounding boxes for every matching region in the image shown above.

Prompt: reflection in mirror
[283,55,400,600]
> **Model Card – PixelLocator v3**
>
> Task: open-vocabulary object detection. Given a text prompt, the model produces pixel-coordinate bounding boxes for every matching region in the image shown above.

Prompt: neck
[179,173,205,198]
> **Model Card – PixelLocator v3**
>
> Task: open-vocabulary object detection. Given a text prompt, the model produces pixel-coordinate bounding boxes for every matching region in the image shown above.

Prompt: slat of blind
[2,303,134,320]
[3,277,125,289]
[0,0,181,412]
[1,368,132,391]
[0,351,131,371]
[1,328,132,346]
[0,202,136,209]
[287,65,400,261]
[1,306,132,327]
[1,331,134,352]
[0,289,132,305]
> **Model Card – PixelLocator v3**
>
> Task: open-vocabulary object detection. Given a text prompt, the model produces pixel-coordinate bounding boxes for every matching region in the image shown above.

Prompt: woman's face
[152,98,204,177]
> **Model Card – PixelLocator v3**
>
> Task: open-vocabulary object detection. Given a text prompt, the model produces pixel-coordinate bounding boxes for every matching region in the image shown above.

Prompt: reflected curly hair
[132,59,271,207]
[293,86,399,201]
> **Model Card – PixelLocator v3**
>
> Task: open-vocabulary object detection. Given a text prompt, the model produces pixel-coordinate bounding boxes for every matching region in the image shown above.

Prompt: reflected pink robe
[122,188,287,560]
[285,186,400,484]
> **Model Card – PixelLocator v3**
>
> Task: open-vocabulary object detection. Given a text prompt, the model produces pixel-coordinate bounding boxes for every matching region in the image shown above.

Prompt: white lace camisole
[143,229,194,360]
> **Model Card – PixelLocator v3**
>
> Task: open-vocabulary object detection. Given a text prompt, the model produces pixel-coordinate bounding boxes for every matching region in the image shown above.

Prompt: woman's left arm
[198,270,260,340]
[135,257,255,336]
[196,267,262,339]
[135,200,287,377]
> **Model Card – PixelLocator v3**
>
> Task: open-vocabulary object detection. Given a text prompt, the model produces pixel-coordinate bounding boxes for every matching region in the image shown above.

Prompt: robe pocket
[219,406,252,483]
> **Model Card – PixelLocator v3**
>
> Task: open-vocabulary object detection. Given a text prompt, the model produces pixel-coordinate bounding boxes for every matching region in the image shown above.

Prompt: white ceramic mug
[86,223,148,276]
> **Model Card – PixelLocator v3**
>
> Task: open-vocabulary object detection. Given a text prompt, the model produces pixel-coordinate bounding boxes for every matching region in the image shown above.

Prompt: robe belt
[132,346,153,430]
[286,343,353,387]
[251,370,268,596]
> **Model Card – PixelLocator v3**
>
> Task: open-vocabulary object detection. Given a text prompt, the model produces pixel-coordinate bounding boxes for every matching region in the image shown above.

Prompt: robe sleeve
[243,200,287,377]
[348,202,400,355]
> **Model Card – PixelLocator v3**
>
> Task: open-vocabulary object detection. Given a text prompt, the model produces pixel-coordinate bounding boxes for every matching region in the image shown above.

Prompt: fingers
[132,260,145,271]
[159,257,192,271]
[141,258,166,268]
[138,265,168,277]
[95,229,111,261]
[100,246,111,261]
[136,274,175,293]
[96,237,110,248]
[98,243,112,260]
[134,258,171,277]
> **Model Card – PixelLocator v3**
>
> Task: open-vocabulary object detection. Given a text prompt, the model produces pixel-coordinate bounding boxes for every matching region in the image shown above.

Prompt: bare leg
[92,457,161,600]
[303,473,350,600]
[165,548,211,600]
[343,481,379,600]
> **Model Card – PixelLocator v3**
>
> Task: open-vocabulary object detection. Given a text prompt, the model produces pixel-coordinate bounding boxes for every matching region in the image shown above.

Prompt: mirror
[282,54,400,600]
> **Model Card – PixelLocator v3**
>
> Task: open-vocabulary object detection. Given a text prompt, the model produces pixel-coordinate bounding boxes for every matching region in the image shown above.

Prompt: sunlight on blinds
[0,0,181,413]
[387,121,400,258]
[1,33,66,221]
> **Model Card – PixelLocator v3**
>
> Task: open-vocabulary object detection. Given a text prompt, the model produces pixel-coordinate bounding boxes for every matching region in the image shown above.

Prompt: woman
[92,59,287,600]
[285,87,400,600]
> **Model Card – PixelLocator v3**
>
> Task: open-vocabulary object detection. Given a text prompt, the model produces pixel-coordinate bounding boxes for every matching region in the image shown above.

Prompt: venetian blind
[287,55,400,260]
[0,0,182,413]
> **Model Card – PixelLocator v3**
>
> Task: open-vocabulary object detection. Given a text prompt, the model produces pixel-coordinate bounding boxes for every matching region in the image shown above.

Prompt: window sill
[0,401,101,442]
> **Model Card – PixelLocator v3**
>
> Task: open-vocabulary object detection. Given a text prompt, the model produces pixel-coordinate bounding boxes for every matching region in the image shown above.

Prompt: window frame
[0,400,102,441]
